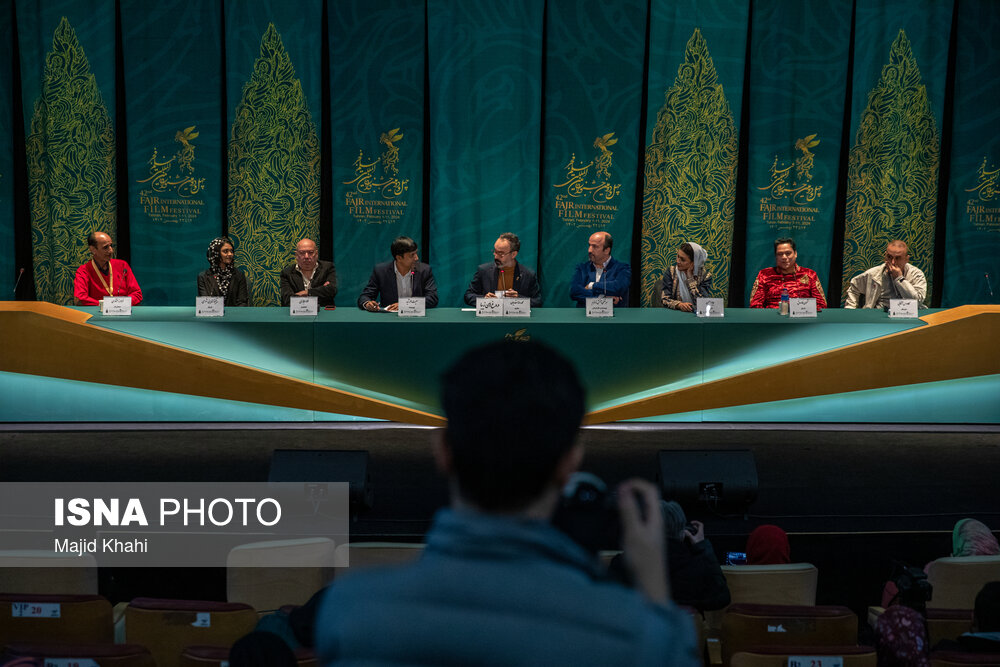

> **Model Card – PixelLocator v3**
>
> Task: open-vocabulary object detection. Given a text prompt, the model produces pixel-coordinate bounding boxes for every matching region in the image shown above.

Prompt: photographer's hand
[617,478,669,604]
[685,519,706,544]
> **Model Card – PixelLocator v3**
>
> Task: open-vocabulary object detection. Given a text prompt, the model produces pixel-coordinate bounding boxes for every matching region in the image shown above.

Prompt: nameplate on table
[888,298,918,319]
[502,297,530,317]
[195,296,224,318]
[101,296,131,316]
[586,296,614,318]
[290,296,318,316]
[789,298,818,318]
[696,298,724,318]
[475,297,504,317]
[788,657,843,667]
[397,297,426,317]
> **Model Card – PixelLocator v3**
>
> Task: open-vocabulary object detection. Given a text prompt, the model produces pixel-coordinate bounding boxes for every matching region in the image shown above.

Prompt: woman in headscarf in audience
[197,236,249,306]
[952,518,1000,557]
[881,518,1000,608]
[660,242,712,312]
[746,524,791,565]
[876,604,930,667]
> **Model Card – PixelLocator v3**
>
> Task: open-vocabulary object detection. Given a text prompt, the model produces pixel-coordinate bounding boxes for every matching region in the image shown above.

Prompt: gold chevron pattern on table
[1,304,996,425]
[585,306,1000,423]
[0,302,444,426]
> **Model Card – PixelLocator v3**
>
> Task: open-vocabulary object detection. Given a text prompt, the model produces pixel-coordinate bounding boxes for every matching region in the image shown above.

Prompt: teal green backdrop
[0,0,12,293]
[841,0,952,303]
[743,0,851,305]
[5,0,999,309]
[427,0,544,307]
[639,0,749,306]
[538,0,646,308]
[944,0,1000,307]
[330,0,425,308]
[121,0,223,306]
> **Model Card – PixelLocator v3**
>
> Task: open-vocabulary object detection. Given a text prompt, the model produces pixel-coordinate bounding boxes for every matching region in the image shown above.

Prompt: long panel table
[1,304,997,423]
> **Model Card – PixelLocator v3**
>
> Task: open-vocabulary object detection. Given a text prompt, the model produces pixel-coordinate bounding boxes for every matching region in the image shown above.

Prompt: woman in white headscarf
[660,242,712,311]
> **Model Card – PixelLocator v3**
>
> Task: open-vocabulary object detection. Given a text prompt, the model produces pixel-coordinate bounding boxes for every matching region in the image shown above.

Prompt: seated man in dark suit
[463,232,543,307]
[279,238,337,307]
[358,236,438,311]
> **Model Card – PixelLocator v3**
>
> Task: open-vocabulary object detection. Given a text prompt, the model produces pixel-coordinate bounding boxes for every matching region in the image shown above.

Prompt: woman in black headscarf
[197,236,249,306]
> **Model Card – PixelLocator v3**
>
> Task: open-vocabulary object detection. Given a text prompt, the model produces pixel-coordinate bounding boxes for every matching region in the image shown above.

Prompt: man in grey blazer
[463,232,543,307]
[358,236,438,311]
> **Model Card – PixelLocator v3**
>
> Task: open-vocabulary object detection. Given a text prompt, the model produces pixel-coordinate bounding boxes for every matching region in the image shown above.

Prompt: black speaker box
[657,449,758,512]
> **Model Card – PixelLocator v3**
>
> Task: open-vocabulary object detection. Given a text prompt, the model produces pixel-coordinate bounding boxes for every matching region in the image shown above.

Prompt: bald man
[569,231,631,306]
[845,240,926,309]
[73,231,143,306]
[279,238,338,307]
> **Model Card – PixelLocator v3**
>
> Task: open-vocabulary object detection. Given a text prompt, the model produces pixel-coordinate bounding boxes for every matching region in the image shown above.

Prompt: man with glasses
[280,238,338,307]
[845,240,927,309]
[463,232,543,307]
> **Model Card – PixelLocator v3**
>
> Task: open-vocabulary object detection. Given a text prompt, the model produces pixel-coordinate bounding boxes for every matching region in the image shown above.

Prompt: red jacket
[749,265,826,309]
[74,259,143,305]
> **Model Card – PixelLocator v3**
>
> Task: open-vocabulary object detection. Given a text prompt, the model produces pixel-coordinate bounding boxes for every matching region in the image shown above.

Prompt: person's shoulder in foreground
[316,340,698,667]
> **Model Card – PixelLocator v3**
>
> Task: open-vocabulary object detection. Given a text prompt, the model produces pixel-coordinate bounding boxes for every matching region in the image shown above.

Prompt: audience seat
[1,642,153,666]
[721,603,858,665]
[930,652,1000,667]
[332,542,424,570]
[730,645,877,667]
[721,564,819,606]
[123,598,258,667]
[0,593,113,645]
[926,556,1000,609]
[226,537,335,611]
[180,645,317,666]
[0,551,98,595]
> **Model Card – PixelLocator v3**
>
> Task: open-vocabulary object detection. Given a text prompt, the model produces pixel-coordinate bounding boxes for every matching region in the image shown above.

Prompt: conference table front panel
[2,305,997,423]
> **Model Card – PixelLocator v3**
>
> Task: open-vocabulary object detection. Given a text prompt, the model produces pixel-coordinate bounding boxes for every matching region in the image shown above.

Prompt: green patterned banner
[226,0,322,306]
[539,0,646,307]
[0,0,13,293]
[17,0,116,304]
[842,0,952,304]
[640,0,749,306]
[944,0,1000,306]
[427,0,544,307]
[744,0,851,305]
[330,0,424,308]
[122,0,223,306]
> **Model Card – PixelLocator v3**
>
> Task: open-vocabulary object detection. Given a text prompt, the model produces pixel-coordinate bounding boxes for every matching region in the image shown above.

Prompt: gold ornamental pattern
[640,28,737,307]
[842,30,939,303]
[26,17,116,305]
[228,23,320,306]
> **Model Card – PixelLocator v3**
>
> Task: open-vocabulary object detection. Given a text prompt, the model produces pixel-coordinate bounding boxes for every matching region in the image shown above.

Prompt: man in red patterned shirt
[749,237,826,309]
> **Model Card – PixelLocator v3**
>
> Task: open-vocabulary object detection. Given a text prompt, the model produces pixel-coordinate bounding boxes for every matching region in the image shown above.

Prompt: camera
[890,561,933,612]
[552,472,650,554]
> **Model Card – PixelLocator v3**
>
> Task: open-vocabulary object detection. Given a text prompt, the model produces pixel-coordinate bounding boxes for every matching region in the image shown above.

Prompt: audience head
[661,500,687,540]
[974,581,1000,633]
[206,237,235,272]
[876,605,930,667]
[439,340,585,512]
[951,518,1000,557]
[746,524,790,565]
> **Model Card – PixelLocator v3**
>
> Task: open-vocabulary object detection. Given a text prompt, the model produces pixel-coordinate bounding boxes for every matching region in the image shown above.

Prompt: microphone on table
[986,273,995,300]
[12,268,24,296]
[498,264,505,296]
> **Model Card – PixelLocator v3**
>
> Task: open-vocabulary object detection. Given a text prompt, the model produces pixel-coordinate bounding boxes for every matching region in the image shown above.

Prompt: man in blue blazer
[358,236,438,311]
[463,232,543,307]
[569,231,631,307]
